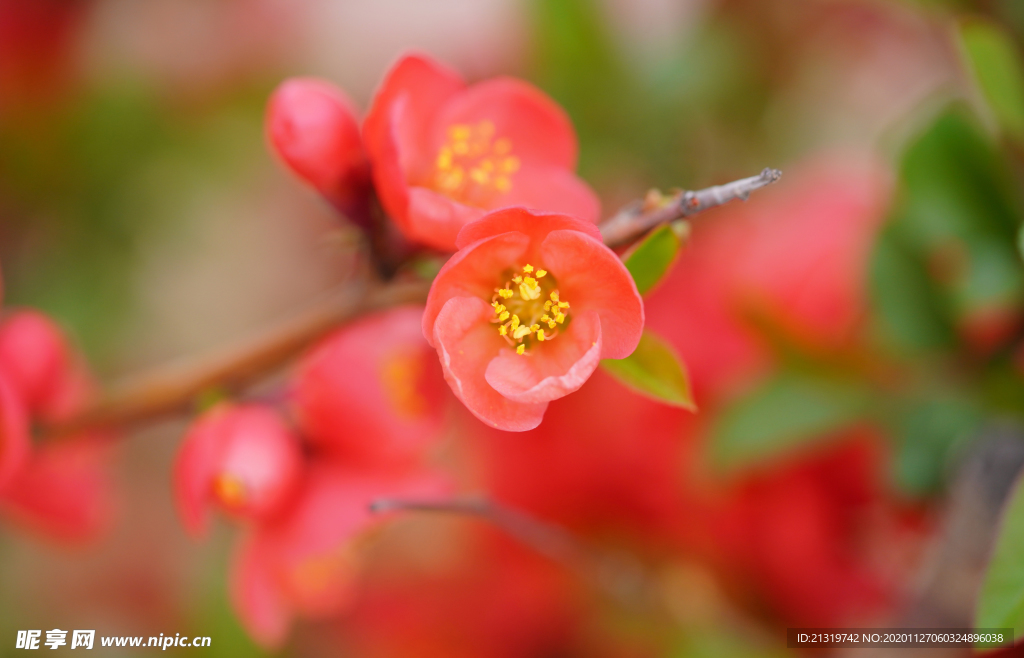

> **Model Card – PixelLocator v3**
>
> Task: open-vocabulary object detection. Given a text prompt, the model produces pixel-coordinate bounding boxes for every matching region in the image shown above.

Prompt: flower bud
[266,77,370,219]
[175,404,303,536]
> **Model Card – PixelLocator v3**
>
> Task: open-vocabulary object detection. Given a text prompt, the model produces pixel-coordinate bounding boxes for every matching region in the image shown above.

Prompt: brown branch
[600,168,782,248]
[43,279,430,437]
[43,169,780,438]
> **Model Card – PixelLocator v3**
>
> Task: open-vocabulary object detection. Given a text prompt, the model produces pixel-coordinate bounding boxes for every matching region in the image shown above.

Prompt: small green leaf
[601,329,695,410]
[710,372,870,471]
[960,20,1024,141]
[623,223,683,295]
[977,473,1024,641]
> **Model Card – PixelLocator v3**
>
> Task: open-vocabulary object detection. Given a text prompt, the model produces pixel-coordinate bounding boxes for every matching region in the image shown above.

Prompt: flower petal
[455,207,601,251]
[0,434,114,543]
[230,536,292,650]
[294,306,446,465]
[363,53,463,224]
[540,229,644,359]
[432,296,547,431]
[405,186,485,250]
[432,77,577,169]
[423,231,529,345]
[0,372,30,492]
[490,165,600,226]
[484,309,603,404]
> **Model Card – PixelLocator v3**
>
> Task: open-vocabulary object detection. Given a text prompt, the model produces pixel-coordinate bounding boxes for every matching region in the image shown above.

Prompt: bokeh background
[3,0,1024,655]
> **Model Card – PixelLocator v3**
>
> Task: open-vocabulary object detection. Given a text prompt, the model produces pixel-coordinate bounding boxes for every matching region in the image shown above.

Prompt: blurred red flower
[363,53,600,251]
[293,305,448,465]
[0,310,116,543]
[423,207,643,431]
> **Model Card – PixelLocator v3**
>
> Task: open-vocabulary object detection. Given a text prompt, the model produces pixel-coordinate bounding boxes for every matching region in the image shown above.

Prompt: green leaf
[710,372,870,471]
[976,473,1024,641]
[889,396,982,498]
[960,20,1024,141]
[601,329,696,410]
[623,223,683,295]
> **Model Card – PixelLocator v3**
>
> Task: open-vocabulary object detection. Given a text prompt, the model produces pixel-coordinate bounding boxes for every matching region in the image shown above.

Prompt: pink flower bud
[0,311,72,417]
[266,77,370,216]
[174,404,303,537]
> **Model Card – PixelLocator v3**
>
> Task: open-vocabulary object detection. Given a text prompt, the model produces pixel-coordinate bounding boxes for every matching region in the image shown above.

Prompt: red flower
[292,306,447,465]
[174,403,304,537]
[363,53,600,251]
[423,207,643,431]
[0,311,116,543]
[266,77,371,221]
[230,463,447,648]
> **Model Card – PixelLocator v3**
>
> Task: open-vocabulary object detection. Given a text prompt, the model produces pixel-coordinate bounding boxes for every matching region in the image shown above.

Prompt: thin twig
[600,168,782,247]
[370,496,649,606]
[42,279,430,437]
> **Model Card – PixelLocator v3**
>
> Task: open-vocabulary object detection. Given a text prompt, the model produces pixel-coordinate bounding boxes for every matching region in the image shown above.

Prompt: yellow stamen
[523,264,534,273]
[516,344,525,355]
[536,269,547,278]
[484,264,572,355]
[537,329,546,342]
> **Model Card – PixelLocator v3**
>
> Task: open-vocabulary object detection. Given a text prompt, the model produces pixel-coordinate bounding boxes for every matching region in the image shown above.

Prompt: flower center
[434,121,520,206]
[213,473,247,510]
[490,263,570,355]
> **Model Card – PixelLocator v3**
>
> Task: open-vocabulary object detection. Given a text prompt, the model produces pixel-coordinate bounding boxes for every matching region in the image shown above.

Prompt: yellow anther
[536,269,547,278]
[469,168,490,185]
[544,300,552,311]
[436,148,453,170]
[550,291,560,303]
[541,315,551,323]
[499,288,513,299]
[495,176,512,193]
[492,302,505,313]
[513,325,532,340]
[548,321,557,329]
[519,277,541,301]
[555,312,565,324]
[498,325,507,336]
[516,344,525,355]
[512,275,522,284]
[537,329,546,341]
[501,156,520,173]
[558,301,569,308]
[449,124,471,140]
[499,311,509,322]
[510,315,520,331]
[523,264,534,273]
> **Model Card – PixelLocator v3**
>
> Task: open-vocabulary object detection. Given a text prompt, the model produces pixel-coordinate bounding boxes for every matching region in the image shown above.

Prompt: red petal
[0,373,30,491]
[363,53,463,228]
[0,434,114,543]
[455,206,601,251]
[173,406,230,537]
[405,186,485,250]
[294,306,446,465]
[490,165,600,226]
[484,309,603,404]
[432,77,577,169]
[230,536,292,649]
[432,296,546,431]
[423,231,529,345]
[540,230,644,359]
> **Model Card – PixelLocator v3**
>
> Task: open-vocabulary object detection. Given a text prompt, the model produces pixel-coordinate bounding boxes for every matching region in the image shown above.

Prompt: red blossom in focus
[423,207,643,431]
[0,310,116,543]
[267,77,372,223]
[363,53,600,251]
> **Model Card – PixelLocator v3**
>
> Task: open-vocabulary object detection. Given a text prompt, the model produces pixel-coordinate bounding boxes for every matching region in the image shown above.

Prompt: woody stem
[599,167,782,248]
